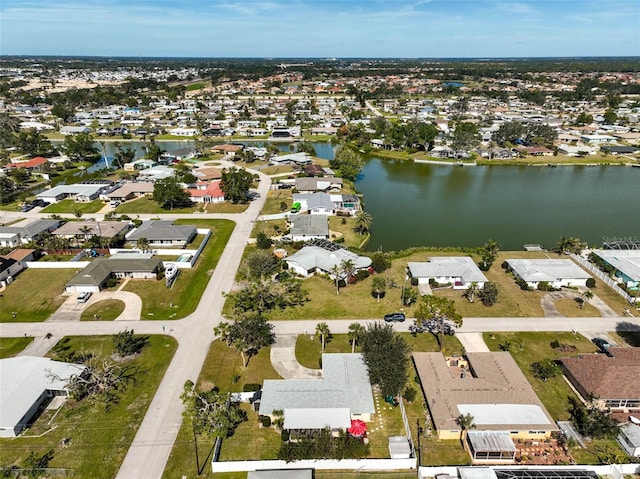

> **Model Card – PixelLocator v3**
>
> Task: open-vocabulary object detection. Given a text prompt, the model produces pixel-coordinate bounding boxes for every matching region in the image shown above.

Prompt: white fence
[570,253,636,304]
[212,458,417,474]
[25,262,89,269]
[419,464,640,479]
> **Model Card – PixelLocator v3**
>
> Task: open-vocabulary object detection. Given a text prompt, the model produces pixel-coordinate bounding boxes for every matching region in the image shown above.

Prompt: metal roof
[506,259,591,282]
[283,407,350,429]
[494,470,598,479]
[127,220,196,242]
[592,250,640,281]
[285,245,371,273]
[458,404,552,426]
[467,431,516,453]
[408,256,488,283]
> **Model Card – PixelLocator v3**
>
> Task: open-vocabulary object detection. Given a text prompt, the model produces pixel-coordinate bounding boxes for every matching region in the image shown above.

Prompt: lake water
[356,159,640,251]
[65,140,637,251]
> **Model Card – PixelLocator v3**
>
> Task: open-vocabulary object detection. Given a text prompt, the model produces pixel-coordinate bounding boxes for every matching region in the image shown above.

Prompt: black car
[20,203,35,212]
[592,337,613,355]
[384,312,406,322]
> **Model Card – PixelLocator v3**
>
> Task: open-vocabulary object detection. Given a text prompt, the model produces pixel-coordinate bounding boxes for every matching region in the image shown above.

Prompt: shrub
[403,386,417,402]
[260,415,271,427]
[334,237,345,244]
[501,261,509,269]
[355,269,369,281]
[586,278,596,288]
[370,253,391,273]
[538,281,551,291]
[112,330,149,357]
[279,201,288,212]
[411,276,418,286]
[243,383,261,392]
[255,231,272,249]
[281,429,290,442]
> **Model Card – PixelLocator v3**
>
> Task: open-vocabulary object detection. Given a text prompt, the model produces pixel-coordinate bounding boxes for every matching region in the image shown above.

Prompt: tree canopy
[360,322,411,397]
[220,166,255,204]
[152,176,192,209]
[330,145,364,182]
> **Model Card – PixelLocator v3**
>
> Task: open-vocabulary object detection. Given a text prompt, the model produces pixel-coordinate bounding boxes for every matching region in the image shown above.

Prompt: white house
[408,256,488,289]
[506,258,592,289]
[292,193,336,216]
[591,250,640,291]
[284,243,371,278]
[288,215,329,242]
[258,354,375,433]
[36,183,109,204]
[0,356,86,437]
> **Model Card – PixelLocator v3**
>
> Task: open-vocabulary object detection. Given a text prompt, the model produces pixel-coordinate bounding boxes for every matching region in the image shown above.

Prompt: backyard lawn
[0,337,34,358]
[0,269,76,322]
[124,219,234,320]
[0,335,177,479]
[114,196,199,214]
[483,331,598,421]
[260,188,293,215]
[41,199,104,214]
[80,299,126,321]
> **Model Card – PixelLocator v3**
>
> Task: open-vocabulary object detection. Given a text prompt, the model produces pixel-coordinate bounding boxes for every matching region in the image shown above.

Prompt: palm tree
[329,264,342,294]
[464,282,479,303]
[372,276,386,302]
[581,290,594,309]
[354,211,373,235]
[456,413,476,446]
[348,323,365,353]
[80,225,93,244]
[340,259,356,286]
[136,237,150,253]
[316,322,331,353]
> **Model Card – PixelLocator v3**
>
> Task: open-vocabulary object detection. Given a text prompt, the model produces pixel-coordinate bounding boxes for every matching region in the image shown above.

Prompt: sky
[1,0,639,58]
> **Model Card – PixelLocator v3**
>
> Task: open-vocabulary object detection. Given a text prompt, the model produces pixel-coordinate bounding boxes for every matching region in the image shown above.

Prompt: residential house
[193,167,222,182]
[269,152,313,166]
[137,165,175,182]
[36,183,111,204]
[556,145,597,156]
[505,258,592,289]
[0,219,60,245]
[294,177,343,193]
[284,241,372,278]
[0,249,34,285]
[126,220,197,247]
[52,221,131,241]
[288,214,329,242]
[515,146,554,157]
[186,181,225,203]
[7,157,50,172]
[590,250,640,291]
[123,159,157,172]
[408,256,488,289]
[413,352,558,445]
[600,145,640,155]
[581,134,616,144]
[65,254,164,293]
[106,182,155,202]
[258,354,375,435]
[292,192,335,215]
[560,348,640,413]
[0,356,86,437]
[331,194,360,215]
[60,126,92,135]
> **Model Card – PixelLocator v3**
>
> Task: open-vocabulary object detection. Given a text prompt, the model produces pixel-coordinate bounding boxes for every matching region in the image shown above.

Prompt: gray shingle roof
[259,354,375,422]
[66,257,163,287]
[127,220,196,242]
[292,192,335,211]
[506,259,591,282]
[289,214,329,237]
[408,256,488,283]
[0,219,60,239]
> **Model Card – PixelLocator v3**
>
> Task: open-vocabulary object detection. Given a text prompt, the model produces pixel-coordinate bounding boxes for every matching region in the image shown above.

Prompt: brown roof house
[413,352,558,461]
[560,348,640,412]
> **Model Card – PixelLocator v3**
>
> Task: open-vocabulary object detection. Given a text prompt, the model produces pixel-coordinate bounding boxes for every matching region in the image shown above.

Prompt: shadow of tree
[615,321,640,347]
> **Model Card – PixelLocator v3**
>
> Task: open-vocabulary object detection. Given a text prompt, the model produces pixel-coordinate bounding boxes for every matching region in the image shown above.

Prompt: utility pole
[416,419,423,466]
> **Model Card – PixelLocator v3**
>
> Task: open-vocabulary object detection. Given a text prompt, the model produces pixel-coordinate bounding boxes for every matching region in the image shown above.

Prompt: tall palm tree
[348,322,365,353]
[581,290,594,309]
[136,237,150,253]
[372,276,386,302]
[315,322,331,353]
[464,282,479,303]
[456,413,476,446]
[329,264,342,294]
[340,259,356,286]
[354,211,373,235]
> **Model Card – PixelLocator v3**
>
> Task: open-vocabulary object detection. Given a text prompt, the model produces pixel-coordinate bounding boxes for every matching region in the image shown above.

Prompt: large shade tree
[220,166,255,204]
[360,322,411,397]
[414,295,462,352]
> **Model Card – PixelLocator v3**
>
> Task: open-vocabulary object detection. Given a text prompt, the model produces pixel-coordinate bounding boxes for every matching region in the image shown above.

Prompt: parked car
[384,312,406,322]
[20,203,35,212]
[31,199,47,207]
[77,292,92,303]
[592,337,613,355]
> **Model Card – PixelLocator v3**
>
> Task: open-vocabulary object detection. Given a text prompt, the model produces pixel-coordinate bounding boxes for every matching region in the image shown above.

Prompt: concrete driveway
[270,334,322,379]
[46,291,142,322]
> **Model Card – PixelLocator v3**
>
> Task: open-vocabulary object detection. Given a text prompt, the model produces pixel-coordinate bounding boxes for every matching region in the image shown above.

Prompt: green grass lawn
[261,188,293,215]
[569,438,629,464]
[202,202,248,213]
[0,335,177,479]
[483,332,598,421]
[80,299,126,321]
[0,337,34,358]
[114,196,199,214]
[328,216,367,249]
[0,269,76,322]
[554,298,601,317]
[41,199,104,214]
[161,340,281,479]
[124,219,234,320]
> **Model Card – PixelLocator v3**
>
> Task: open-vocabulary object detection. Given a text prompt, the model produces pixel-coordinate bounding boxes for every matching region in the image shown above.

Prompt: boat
[165,263,178,279]
[631,415,640,425]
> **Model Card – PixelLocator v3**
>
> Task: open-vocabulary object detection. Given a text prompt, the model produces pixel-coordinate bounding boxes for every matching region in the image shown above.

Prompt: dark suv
[384,312,406,322]
[592,337,612,355]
